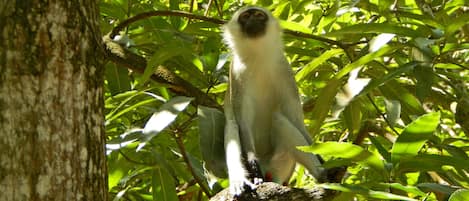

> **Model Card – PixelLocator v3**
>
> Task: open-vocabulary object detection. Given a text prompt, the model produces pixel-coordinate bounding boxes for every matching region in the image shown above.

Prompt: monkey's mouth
[242,22,267,38]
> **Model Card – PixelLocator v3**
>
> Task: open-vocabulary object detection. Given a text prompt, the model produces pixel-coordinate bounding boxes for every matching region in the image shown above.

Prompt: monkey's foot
[229,176,257,196]
[253,177,263,185]
[228,167,258,196]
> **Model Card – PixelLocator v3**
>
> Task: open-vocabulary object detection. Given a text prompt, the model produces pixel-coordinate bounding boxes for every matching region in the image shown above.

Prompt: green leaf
[272,1,291,20]
[139,45,186,87]
[152,167,178,201]
[379,79,425,117]
[413,64,434,101]
[449,189,469,201]
[369,33,395,52]
[140,96,193,149]
[379,183,427,197]
[300,142,386,176]
[418,183,458,198]
[295,49,344,81]
[360,62,417,96]
[335,45,399,79]
[106,95,159,125]
[396,11,442,28]
[391,112,440,164]
[385,99,401,127]
[326,23,426,38]
[368,136,391,162]
[343,100,362,135]
[398,154,469,173]
[434,63,463,69]
[280,20,311,33]
[320,183,418,201]
[446,13,469,36]
[197,106,227,178]
[308,79,342,136]
[105,62,131,96]
[108,152,132,189]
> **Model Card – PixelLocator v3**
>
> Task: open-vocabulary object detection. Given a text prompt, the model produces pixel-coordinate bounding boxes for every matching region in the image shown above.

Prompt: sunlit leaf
[378,183,427,197]
[326,23,426,38]
[106,97,159,125]
[296,49,344,81]
[280,20,312,33]
[369,33,395,52]
[449,189,469,201]
[335,45,399,79]
[391,112,440,164]
[398,154,469,173]
[379,79,425,118]
[320,183,418,201]
[445,13,469,36]
[140,96,193,149]
[152,167,178,201]
[300,142,386,176]
[434,63,463,69]
[308,79,342,136]
[359,62,417,96]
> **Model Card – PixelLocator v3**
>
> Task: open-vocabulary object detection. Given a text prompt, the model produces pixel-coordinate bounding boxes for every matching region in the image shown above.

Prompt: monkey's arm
[224,91,256,195]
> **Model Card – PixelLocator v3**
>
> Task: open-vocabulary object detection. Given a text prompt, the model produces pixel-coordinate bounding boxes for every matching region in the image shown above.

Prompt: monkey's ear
[198,106,227,178]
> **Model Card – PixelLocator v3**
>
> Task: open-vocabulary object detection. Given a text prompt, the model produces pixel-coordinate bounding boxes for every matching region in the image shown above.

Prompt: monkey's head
[236,7,269,38]
[223,6,283,55]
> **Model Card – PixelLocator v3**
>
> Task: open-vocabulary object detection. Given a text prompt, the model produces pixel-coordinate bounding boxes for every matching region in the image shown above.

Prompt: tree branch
[210,182,337,201]
[110,10,226,39]
[108,10,342,46]
[102,33,221,109]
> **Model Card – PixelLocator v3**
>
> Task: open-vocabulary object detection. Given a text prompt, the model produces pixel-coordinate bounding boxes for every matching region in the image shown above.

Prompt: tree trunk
[0,1,106,200]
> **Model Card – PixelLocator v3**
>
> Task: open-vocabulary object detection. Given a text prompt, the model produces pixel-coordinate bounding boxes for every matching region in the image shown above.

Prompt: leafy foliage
[101,0,468,200]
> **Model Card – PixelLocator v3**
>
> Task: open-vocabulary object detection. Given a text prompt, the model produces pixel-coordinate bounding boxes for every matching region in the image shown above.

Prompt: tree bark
[210,182,336,201]
[0,1,107,200]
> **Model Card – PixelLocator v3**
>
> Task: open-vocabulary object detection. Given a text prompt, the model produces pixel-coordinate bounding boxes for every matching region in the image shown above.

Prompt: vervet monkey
[222,6,325,195]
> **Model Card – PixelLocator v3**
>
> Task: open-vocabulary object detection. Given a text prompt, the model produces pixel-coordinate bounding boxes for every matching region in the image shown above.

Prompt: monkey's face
[222,6,282,57]
[237,8,268,38]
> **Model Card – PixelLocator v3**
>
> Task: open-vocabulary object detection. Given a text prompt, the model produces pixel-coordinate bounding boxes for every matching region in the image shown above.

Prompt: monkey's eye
[253,10,266,19]
[239,12,251,21]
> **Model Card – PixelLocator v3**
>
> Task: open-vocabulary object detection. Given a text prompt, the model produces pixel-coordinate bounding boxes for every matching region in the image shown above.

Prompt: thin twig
[204,0,213,16]
[174,129,213,197]
[110,10,226,38]
[169,113,212,197]
[366,94,400,135]
[109,10,343,46]
[283,29,346,48]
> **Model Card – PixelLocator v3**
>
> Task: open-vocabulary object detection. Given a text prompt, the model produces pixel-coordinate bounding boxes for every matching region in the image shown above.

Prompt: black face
[237,8,268,38]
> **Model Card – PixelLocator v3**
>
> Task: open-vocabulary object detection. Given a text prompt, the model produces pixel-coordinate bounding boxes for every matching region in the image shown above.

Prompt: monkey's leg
[273,113,325,181]
[224,95,256,195]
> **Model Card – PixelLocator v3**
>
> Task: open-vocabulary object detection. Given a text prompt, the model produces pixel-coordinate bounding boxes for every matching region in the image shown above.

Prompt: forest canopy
[101,0,469,200]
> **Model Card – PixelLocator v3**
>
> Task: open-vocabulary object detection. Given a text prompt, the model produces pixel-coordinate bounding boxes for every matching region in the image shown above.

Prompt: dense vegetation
[101,0,469,200]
